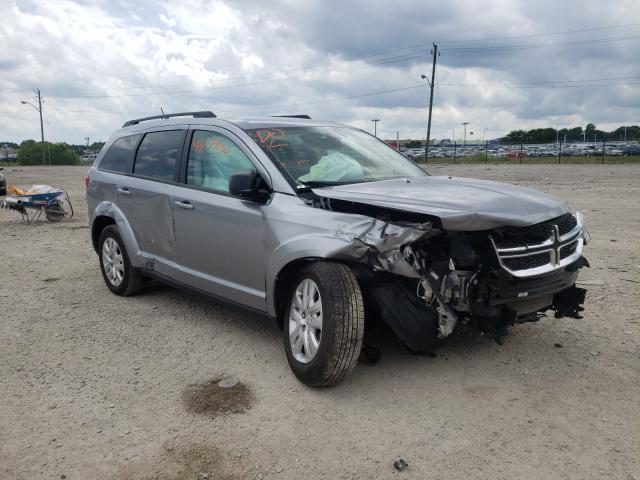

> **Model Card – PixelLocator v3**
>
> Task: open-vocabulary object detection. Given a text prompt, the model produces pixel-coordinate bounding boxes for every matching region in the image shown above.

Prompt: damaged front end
[305,193,590,349]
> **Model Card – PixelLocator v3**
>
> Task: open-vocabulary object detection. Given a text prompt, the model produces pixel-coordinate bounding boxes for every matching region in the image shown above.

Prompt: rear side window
[133,130,184,181]
[186,130,256,192]
[99,134,141,173]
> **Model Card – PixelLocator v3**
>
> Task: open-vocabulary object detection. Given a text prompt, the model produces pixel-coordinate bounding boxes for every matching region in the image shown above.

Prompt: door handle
[175,200,194,210]
[117,187,131,196]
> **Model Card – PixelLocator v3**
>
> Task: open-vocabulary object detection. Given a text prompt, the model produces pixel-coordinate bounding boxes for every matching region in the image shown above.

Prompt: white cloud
[0,0,638,144]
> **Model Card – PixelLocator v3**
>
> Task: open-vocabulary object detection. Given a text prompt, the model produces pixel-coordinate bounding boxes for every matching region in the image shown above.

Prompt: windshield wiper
[297,180,359,188]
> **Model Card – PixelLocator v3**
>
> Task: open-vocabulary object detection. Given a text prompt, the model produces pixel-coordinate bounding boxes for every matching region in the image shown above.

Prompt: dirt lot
[1,165,638,480]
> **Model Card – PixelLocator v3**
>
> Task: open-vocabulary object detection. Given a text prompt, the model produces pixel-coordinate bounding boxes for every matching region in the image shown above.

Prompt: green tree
[405,140,423,148]
[502,129,527,143]
[90,141,105,152]
[18,141,80,166]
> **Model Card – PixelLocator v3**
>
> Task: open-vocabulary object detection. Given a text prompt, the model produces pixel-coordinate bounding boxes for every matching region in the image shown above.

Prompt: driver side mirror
[229,170,270,202]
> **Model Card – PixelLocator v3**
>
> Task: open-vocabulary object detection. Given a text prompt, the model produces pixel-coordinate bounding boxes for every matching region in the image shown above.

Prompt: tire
[98,225,145,296]
[284,262,365,387]
[44,204,65,222]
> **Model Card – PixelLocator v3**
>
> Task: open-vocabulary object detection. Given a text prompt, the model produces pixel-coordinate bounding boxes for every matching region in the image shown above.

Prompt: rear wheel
[284,262,364,387]
[98,225,145,296]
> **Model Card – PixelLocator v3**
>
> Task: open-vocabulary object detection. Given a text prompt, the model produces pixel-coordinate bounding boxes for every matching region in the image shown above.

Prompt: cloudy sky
[0,0,638,144]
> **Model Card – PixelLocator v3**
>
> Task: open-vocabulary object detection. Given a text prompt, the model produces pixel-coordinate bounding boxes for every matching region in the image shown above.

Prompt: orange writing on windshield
[256,129,288,149]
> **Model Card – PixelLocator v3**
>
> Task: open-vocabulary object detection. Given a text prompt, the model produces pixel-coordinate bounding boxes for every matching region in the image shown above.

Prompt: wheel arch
[90,201,141,266]
[273,257,319,329]
[272,256,366,329]
[91,215,116,253]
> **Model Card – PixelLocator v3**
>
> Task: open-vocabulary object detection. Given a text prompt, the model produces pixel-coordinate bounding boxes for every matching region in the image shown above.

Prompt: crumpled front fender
[264,194,441,316]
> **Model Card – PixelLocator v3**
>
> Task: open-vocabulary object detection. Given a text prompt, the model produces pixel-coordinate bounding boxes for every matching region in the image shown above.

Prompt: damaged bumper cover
[318,204,589,345]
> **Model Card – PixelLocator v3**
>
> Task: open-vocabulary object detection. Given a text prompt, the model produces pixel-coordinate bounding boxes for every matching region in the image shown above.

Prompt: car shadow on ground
[139,281,548,377]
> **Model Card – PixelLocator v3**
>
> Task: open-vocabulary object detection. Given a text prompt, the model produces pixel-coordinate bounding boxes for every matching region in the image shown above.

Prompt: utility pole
[37,89,44,165]
[85,137,90,148]
[462,122,469,146]
[624,126,627,142]
[422,43,438,162]
[558,138,562,164]
[21,88,46,165]
[396,131,400,152]
[371,118,380,137]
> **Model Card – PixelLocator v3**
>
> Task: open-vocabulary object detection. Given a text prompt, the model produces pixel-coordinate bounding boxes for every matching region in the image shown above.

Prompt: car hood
[312,176,569,230]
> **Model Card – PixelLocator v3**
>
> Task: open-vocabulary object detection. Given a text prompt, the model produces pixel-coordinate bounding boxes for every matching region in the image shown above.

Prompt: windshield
[244,126,426,186]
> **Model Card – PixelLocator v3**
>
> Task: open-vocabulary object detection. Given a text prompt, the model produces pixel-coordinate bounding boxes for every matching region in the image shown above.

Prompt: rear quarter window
[98,134,142,173]
[133,130,185,182]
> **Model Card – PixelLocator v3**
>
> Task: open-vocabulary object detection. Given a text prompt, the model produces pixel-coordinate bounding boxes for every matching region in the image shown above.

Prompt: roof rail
[122,111,216,128]
[270,114,311,119]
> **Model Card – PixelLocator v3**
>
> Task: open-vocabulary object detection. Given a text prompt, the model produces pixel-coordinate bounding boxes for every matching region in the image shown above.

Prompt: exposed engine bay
[302,192,590,349]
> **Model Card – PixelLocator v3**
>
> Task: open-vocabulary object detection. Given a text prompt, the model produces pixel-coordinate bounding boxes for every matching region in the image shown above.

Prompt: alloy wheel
[288,278,323,363]
[102,237,124,287]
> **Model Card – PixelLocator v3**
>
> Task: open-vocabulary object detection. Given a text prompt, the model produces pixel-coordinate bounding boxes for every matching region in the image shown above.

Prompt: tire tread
[309,262,364,386]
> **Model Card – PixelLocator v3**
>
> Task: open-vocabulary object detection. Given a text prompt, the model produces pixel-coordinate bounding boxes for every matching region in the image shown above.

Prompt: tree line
[1,140,105,165]
[502,124,639,144]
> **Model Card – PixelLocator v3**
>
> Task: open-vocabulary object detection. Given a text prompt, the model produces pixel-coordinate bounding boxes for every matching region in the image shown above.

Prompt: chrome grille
[490,212,586,278]
[503,251,551,271]
[557,213,578,236]
[493,213,575,249]
[560,240,578,260]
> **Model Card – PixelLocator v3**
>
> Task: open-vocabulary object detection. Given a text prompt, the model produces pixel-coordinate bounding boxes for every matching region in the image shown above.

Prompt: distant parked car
[623,146,640,156]
[0,168,6,196]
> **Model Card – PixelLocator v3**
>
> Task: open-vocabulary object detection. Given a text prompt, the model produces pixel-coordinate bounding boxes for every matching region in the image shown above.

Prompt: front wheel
[98,225,145,296]
[284,262,365,387]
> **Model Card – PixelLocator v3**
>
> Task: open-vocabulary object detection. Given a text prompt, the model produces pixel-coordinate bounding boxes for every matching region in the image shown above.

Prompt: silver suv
[86,111,590,386]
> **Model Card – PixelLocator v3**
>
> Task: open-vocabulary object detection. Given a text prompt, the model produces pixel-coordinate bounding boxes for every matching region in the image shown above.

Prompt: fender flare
[265,233,363,317]
[91,201,144,267]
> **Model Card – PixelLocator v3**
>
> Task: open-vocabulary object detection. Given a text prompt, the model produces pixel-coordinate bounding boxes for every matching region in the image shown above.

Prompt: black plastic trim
[123,111,216,127]
[139,268,273,320]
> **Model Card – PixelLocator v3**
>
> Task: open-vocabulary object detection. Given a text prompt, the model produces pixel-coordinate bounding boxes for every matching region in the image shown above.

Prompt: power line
[48,84,426,116]
[438,22,640,43]
[439,81,640,89]
[33,23,640,94]
[441,34,640,53]
[45,52,426,99]
[438,75,640,86]
[219,85,426,113]
[40,45,428,94]
[45,74,640,119]
[6,22,640,98]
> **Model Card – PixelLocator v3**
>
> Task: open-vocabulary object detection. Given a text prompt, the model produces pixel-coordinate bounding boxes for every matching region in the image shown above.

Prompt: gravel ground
[1,164,638,480]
